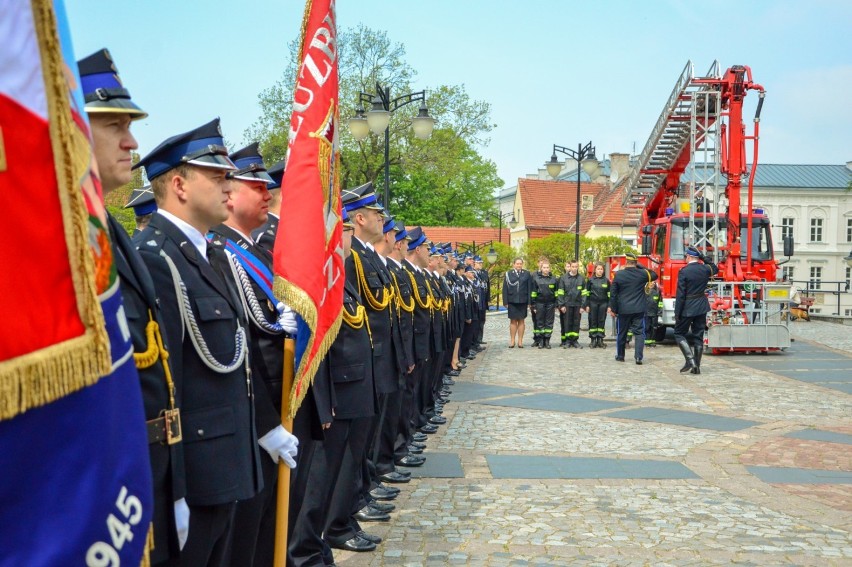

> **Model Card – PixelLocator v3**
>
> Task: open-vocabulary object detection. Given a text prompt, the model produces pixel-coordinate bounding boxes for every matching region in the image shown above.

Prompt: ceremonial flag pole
[271,0,342,564]
[0,1,152,565]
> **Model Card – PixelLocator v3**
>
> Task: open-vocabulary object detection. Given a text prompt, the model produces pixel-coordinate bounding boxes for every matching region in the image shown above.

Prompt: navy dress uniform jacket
[675,261,718,319]
[251,213,279,257]
[346,239,400,394]
[108,214,185,564]
[403,260,433,362]
[134,213,263,506]
[502,269,532,304]
[387,258,415,371]
[324,279,378,420]
[609,266,658,315]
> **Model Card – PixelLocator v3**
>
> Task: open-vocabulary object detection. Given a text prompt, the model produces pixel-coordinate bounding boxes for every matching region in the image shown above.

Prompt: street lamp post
[545,141,599,260]
[348,82,435,206]
[483,211,518,245]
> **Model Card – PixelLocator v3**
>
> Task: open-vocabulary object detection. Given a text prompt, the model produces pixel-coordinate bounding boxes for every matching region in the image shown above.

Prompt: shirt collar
[158,209,208,260]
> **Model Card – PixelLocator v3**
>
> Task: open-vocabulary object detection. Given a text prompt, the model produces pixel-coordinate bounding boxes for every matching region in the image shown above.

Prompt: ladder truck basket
[705,281,791,352]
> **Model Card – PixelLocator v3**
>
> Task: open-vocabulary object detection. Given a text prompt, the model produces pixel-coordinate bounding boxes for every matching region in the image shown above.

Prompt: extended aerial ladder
[620,61,792,352]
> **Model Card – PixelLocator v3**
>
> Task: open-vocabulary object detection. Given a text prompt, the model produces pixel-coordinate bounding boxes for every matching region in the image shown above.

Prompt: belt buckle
[162,408,182,445]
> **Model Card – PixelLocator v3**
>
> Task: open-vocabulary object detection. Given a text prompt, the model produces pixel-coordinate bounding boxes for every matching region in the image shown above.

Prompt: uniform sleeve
[555,276,566,307]
[608,275,619,312]
[501,274,508,305]
[529,276,538,304]
[580,277,590,308]
[675,270,687,319]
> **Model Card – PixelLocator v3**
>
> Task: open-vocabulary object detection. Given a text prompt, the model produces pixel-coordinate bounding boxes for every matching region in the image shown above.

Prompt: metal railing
[789,279,851,316]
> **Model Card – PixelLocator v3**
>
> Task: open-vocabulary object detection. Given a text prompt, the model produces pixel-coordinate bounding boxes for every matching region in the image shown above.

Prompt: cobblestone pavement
[335,315,852,566]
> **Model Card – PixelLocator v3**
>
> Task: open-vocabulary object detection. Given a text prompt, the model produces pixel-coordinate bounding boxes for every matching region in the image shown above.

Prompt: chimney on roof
[610,153,630,182]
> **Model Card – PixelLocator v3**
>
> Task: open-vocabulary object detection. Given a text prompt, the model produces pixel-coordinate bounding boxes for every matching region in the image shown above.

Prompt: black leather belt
[146,409,182,445]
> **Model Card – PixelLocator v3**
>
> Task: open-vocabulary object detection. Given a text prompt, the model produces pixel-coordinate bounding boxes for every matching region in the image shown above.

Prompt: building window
[845,309,852,317]
[847,218,852,243]
[809,218,823,242]
[782,266,795,282]
[781,217,794,241]
[846,266,851,286]
[809,266,822,290]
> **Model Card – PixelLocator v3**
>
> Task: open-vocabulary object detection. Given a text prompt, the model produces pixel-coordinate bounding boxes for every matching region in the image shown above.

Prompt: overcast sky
[66,0,851,190]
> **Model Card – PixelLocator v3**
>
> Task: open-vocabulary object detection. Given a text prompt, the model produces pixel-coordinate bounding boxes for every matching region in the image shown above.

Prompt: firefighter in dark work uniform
[529,260,558,349]
[557,260,587,348]
[585,261,610,349]
[644,281,663,348]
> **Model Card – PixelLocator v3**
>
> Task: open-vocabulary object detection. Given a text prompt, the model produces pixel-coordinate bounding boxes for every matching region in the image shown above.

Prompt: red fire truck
[616,61,793,351]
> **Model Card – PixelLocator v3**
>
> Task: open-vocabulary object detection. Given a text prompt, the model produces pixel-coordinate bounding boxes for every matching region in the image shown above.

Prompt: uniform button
[214,309,222,315]
[197,429,205,437]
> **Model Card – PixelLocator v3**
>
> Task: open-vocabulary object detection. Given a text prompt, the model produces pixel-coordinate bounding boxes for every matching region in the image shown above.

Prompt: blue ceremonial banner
[0,289,153,567]
[0,1,153,565]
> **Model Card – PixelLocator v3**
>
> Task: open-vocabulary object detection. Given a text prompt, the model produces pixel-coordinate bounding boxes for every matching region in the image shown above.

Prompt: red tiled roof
[406,226,510,248]
[578,177,639,233]
[517,178,608,232]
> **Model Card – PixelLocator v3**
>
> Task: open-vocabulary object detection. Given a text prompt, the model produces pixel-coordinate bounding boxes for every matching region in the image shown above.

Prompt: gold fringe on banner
[0,0,112,421]
[272,278,341,419]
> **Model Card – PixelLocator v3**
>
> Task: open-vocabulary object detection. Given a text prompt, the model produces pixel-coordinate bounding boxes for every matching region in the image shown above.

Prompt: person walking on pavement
[608,253,658,364]
[529,261,558,349]
[585,262,610,349]
[557,260,587,349]
[674,247,718,374]
[502,257,532,348]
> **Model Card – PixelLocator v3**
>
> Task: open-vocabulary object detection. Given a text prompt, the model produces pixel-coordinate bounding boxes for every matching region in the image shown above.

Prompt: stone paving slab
[449,382,529,402]
[787,429,852,445]
[479,392,628,414]
[486,455,698,480]
[332,316,851,566]
[406,452,464,479]
[605,406,761,431]
[746,465,852,484]
[437,405,721,458]
[336,481,852,565]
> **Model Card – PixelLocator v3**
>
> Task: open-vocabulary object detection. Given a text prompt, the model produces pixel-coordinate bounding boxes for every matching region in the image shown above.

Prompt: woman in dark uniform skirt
[502,257,532,348]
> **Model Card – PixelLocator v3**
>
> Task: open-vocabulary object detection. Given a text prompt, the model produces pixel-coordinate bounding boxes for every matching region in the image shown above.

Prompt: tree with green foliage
[522,234,635,276]
[244,24,502,226]
[104,151,143,235]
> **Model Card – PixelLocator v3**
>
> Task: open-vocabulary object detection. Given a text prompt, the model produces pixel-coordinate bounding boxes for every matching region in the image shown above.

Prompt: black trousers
[373,387,402,476]
[181,502,236,567]
[588,301,608,338]
[616,312,645,361]
[459,320,476,356]
[474,308,486,344]
[416,355,434,428]
[289,421,349,567]
[395,361,423,460]
[674,314,707,347]
[560,305,582,342]
[533,302,555,339]
[230,439,277,567]
[324,416,372,545]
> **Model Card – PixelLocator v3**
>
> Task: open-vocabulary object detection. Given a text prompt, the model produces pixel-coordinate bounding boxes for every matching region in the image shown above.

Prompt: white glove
[258,425,299,468]
[279,305,298,335]
[174,498,189,550]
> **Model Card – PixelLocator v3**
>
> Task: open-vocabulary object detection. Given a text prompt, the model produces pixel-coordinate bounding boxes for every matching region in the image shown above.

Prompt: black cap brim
[84,98,148,120]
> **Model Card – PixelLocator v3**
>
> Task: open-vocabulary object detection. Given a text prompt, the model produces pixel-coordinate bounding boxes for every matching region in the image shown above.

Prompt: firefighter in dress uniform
[674,247,718,374]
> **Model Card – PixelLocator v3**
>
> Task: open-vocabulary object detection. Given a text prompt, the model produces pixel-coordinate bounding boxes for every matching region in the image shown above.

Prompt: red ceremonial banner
[273,0,342,417]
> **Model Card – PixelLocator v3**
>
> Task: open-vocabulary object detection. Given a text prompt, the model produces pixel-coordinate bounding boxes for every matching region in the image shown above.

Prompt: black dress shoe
[369,500,395,512]
[410,440,427,449]
[328,535,376,552]
[370,485,399,500]
[407,444,423,454]
[443,375,457,383]
[376,481,401,492]
[354,505,391,522]
[357,530,383,545]
[378,471,410,484]
[395,455,425,467]
[446,369,460,377]
[615,357,625,362]
[429,415,447,425]
[413,432,428,442]
[418,424,438,434]
[472,346,485,353]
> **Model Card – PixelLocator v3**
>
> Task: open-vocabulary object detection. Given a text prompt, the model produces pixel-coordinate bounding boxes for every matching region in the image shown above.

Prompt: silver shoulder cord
[159,249,247,373]
[505,272,519,288]
[224,251,286,335]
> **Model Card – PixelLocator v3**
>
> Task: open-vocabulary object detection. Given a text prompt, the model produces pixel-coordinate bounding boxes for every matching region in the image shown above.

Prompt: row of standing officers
[79,47,491,567]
